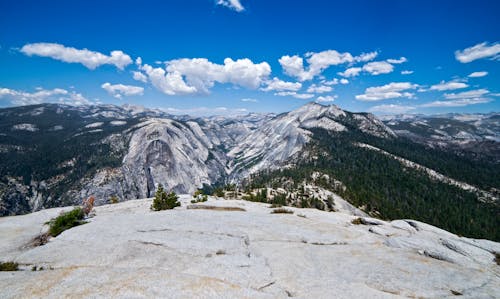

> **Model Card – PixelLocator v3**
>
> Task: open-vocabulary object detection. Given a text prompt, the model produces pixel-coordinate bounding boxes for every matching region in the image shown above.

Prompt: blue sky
[0,0,499,115]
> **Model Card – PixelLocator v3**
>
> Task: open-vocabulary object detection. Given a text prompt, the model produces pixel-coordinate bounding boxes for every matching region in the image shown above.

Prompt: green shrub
[271,208,294,214]
[109,196,119,204]
[0,262,19,271]
[151,184,180,211]
[191,193,209,203]
[214,187,224,197]
[48,207,86,237]
[351,217,363,225]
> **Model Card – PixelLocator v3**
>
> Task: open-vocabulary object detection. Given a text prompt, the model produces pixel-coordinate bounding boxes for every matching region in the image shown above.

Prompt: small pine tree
[151,184,180,211]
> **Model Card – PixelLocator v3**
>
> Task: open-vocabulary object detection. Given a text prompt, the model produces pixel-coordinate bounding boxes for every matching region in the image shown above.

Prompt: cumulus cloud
[455,42,500,63]
[101,83,144,99]
[278,55,308,81]
[468,71,488,78]
[340,78,349,84]
[261,77,301,92]
[355,51,379,62]
[338,60,396,77]
[443,89,489,99]
[355,82,418,101]
[139,64,197,95]
[386,57,407,64]
[216,0,244,12]
[421,98,491,107]
[306,84,332,94]
[275,91,314,99]
[20,43,132,70]
[338,67,362,78]
[401,70,414,75]
[279,49,377,81]
[132,71,148,83]
[0,86,93,106]
[321,79,338,86]
[369,104,415,114]
[139,57,271,95]
[430,80,468,91]
[316,95,337,103]
[362,61,394,75]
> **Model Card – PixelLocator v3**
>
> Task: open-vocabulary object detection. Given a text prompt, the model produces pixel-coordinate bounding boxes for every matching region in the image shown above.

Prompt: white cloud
[0,86,93,106]
[278,55,310,81]
[306,50,355,75]
[340,78,349,84]
[132,71,148,83]
[306,84,332,94]
[275,91,314,99]
[101,83,144,99]
[443,89,489,99]
[261,77,301,92]
[362,61,394,75]
[455,42,500,63]
[355,82,418,101]
[20,43,132,70]
[321,78,338,85]
[421,98,491,107]
[338,60,396,77]
[369,104,415,114]
[316,95,337,103]
[241,98,258,102]
[386,57,407,64]
[421,89,492,108]
[140,64,197,95]
[430,80,468,91]
[279,49,377,81]
[401,70,414,75]
[139,57,271,95]
[355,51,379,62]
[338,67,362,77]
[468,71,488,78]
[135,57,142,66]
[216,0,244,12]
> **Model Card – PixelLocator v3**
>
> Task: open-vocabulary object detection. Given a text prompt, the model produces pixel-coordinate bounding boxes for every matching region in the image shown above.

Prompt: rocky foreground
[0,196,499,298]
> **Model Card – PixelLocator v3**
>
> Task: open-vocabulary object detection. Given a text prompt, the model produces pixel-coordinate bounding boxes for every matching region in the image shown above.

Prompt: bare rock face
[227,102,396,179]
[121,118,227,196]
[1,197,499,298]
[75,118,228,200]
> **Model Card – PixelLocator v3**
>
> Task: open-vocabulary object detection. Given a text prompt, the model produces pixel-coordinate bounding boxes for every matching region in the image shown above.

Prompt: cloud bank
[21,43,132,70]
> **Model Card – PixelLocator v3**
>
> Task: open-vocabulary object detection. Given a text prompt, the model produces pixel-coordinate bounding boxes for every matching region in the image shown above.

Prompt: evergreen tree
[151,184,180,211]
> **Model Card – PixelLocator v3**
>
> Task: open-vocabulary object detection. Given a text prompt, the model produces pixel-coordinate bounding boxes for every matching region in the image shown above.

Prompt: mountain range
[0,102,498,240]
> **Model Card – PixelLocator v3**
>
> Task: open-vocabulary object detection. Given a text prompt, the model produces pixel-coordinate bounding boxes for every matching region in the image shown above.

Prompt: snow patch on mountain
[85,122,104,128]
[110,120,127,126]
